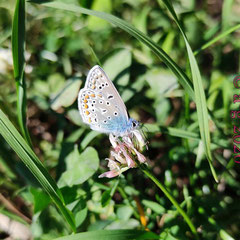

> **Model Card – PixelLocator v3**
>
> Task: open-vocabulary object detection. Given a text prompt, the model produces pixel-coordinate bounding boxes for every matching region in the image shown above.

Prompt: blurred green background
[0,0,239,239]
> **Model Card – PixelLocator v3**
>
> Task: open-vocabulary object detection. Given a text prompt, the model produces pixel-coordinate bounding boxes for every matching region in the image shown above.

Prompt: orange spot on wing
[84,99,88,103]
[91,85,96,90]
[86,111,90,115]
[88,118,91,123]
[85,95,89,99]
[97,94,102,98]
[91,94,95,97]
[84,104,88,109]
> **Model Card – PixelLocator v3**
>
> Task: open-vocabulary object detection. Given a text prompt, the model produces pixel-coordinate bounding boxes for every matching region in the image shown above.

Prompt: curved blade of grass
[53,229,159,240]
[139,164,199,239]
[160,0,218,182]
[161,127,199,140]
[194,23,240,55]
[12,0,32,146]
[0,110,76,232]
[30,0,195,100]
[144,124,227,149]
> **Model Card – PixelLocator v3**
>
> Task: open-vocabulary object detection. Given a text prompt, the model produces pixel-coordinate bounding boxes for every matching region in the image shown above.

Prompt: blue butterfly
[78,65,139,136]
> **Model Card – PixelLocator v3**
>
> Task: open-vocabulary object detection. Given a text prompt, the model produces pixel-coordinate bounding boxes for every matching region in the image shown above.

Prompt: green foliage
[53,229,159,240]
[0,109,76,232]
[50,77,82,111]
[0,0,239,239]
[58,146,99,187]
[12,0,32,146]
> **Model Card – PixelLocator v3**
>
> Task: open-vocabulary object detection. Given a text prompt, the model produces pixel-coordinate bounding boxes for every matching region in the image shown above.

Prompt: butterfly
[78,65,139,136]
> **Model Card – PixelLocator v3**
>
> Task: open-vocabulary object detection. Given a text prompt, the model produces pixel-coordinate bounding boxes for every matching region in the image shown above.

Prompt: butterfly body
[78,65,139,136]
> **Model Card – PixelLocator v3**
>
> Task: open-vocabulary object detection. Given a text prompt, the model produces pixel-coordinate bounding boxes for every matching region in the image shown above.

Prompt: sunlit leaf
[58,146,99,187]
[51,77,82,111]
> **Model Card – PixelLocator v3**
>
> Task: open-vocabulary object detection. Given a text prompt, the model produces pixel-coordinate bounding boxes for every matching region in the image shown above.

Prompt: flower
[99,129,147,178]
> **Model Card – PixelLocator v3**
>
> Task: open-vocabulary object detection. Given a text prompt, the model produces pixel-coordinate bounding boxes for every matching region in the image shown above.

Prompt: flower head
[99,129,147,178]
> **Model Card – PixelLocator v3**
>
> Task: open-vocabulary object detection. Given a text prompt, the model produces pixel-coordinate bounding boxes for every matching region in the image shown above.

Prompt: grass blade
[12,0,32,146]
[140,164,199,239]
[0,109,76,232]
[159,0,218,182]
[144,123,199,139]
[30,0,195,100]
[162,127,199,140]
[53,229,159,240]
[194,23,240,55]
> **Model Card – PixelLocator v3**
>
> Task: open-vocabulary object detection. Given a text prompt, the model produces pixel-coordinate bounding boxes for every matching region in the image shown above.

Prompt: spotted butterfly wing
[78,65,129,135]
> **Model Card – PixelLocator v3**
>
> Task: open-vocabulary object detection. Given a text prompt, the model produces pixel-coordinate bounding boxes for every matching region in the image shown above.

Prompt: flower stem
[117,186,140,219]
[139,164,199,239]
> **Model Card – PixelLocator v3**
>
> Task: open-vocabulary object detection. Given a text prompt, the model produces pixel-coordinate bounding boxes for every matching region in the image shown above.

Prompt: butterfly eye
[132,120,138,128]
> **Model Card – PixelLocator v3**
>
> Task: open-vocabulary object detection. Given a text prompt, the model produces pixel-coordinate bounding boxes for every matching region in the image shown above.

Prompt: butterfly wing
[78,65,130,135]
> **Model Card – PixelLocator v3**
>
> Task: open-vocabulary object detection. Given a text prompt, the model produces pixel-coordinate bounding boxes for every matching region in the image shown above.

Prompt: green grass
[0,0,238,239]
[12,0,32,146]
[0,109,76,232]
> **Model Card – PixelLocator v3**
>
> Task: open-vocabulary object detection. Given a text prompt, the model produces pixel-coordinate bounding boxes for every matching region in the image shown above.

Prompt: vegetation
[0,0,239,239]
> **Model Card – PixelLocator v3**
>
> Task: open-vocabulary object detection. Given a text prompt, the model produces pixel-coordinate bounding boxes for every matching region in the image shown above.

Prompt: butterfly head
[128,118,139,130]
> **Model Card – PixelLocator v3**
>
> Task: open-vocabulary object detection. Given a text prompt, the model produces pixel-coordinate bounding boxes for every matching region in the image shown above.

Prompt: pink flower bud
[99,129,147,178]
[98,169,120,178]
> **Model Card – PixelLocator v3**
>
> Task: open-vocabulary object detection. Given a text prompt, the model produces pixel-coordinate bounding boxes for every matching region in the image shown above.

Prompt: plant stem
[117,186,140,220]
[139,164,199,239]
